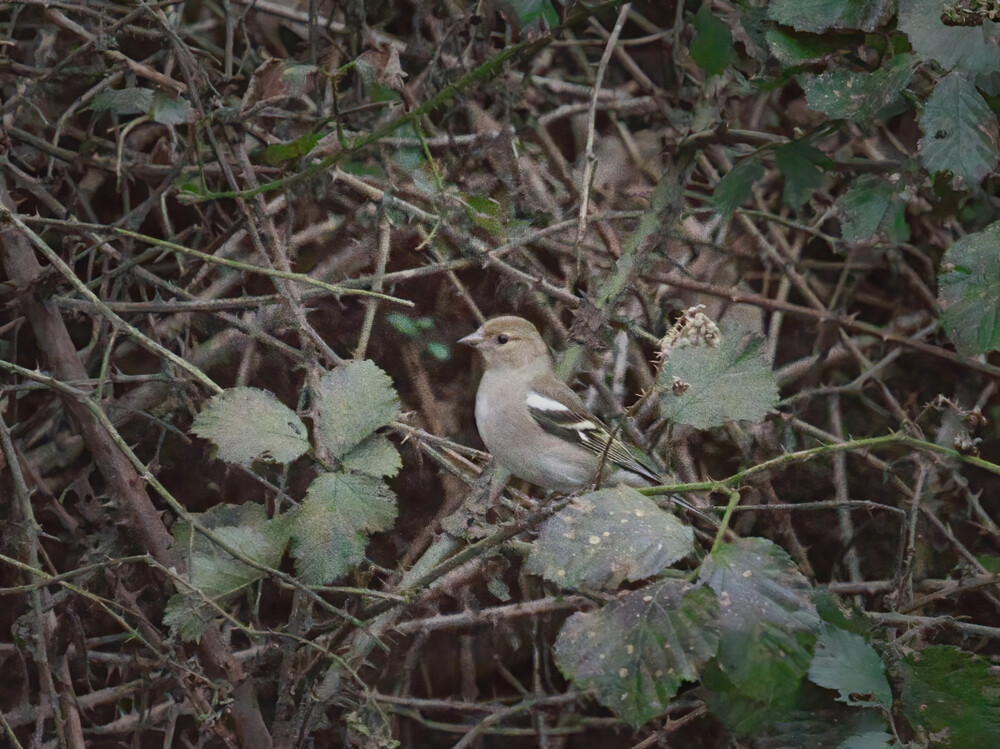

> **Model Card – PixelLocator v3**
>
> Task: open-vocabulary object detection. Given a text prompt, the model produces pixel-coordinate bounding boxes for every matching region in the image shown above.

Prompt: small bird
[459,315,667,493]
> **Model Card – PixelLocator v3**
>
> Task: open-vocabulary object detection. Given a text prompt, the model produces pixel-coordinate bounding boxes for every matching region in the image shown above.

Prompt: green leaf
[918,71,999,188]
[463,194,507,236]
[149,92,194,125]
[340,434,402,478]
[813,588,877,636]
[554,581,720,727]
[701,660,802,736]
[938,221,1000,354]
[977,554,1000,574]
[767,0,893,33]
[508,0,558,29]
[883,199,910,244]
[91,88,193,124]
[314,361,400,459]
[766,27,845,68]
[339,159,385,178]
[658,328,779,429]
[162,594,212,642]
[774,140,831,208]
[386,312,435,337]
[368,83,403,102]
[192,387,309,467]
[464,194,500,217]
[837,175,898,242]
[425,341,451,361]
[164,503,290,641]
[704,645,890,741]
[808,626,892,708]
[699,538,821,703]
[525,486,695,590]
[899,645,1000,749]
[173,504,289,597]
[802,55,913,124]
[711,159,764,218]
[174,174,209,201]
[690,6,734,77]
[290,472,397,584]
[91,87,154,115]
[900,0,1000,75]
[263,132,322,165]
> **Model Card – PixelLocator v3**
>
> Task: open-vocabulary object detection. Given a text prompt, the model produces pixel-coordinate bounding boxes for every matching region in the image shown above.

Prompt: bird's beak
[458,327,485,347]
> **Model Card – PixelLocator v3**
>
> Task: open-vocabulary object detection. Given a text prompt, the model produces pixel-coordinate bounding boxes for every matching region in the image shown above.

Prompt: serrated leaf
[162,593,213,642]
[340,434,402,478]
[775,140,831,208]
[290,472,397,584]
[172,503,290,596]
[659,329,779,429]
[900,0,1000,75]
[712,159,764,218]
[938,221,1000,354]
[525,486,695,590]
[837,175,899,242]
[699,537,821,703]
[314,361,400,459]
[554,581,720,726]
[767,0,893,33]
[192,387,309,467]
[808,626,892,707]
[899,645,1000,749]
[802,55,912,124]
[918,72,1000,188]
[165,503,290,641]
[691,6,734,77]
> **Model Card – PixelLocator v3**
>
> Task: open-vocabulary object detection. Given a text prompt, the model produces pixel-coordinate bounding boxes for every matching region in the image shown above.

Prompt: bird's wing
[523,380,661,484]
[524,378,720,526]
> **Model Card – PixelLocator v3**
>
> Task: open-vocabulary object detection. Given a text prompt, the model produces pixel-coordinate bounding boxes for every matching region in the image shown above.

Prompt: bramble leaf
[192,388,309,467]
[555,581,720,726]
[525,486,694,590]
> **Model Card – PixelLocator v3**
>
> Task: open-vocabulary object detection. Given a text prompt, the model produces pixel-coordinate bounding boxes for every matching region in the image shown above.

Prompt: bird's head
[458,315,552,372]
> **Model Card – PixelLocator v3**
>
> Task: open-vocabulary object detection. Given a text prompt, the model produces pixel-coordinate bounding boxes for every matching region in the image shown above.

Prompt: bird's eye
[497,334,509,344]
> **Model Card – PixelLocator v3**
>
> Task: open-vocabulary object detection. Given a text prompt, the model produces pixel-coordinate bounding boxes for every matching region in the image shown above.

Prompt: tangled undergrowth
[2,1,1000,747]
